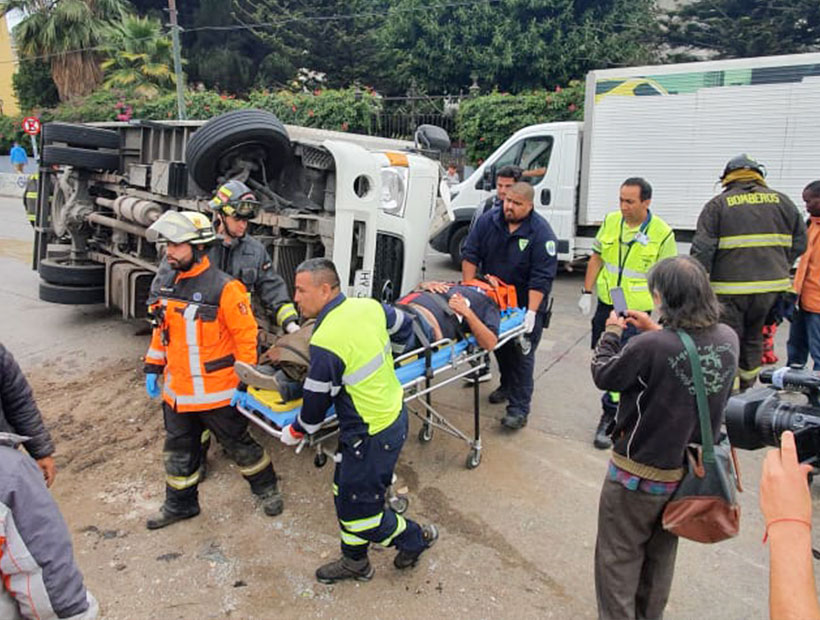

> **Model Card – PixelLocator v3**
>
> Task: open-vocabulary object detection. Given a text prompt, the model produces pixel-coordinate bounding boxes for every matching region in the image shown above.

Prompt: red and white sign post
[21,116,40,163]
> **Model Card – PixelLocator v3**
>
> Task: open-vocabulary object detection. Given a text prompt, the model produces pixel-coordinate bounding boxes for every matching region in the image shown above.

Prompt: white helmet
[146,211,216,245]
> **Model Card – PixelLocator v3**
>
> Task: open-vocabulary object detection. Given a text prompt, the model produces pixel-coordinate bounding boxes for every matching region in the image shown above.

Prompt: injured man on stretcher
[234,279,505,402]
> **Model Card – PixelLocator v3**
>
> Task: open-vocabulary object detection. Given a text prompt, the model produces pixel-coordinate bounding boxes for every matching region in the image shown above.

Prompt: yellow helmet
[146,210,216,245]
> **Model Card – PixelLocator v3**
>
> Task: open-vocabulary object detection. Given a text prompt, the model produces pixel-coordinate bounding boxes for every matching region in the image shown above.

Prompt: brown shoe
[234,361,282,392]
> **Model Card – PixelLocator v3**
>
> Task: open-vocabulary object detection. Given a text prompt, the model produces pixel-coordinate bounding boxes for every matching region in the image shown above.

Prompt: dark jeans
[595,478,678,620]
[787,308,820,371]
[718,292,779,382]
[495,310,546,418]
[162,402,277,513]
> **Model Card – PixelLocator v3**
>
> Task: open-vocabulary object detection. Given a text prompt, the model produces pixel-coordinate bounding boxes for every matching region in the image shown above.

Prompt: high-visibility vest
[145,256,258,413]
[310,298,403,436]
[594,211,675,311]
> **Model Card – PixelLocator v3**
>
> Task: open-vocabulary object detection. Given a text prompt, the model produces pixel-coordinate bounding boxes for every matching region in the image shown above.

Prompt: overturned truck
[31,110,452,317]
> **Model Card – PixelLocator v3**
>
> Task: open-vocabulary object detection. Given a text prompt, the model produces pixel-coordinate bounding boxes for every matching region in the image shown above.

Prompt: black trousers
[162,402,277,513]
[495,310,546,418]
[718,292,779,384]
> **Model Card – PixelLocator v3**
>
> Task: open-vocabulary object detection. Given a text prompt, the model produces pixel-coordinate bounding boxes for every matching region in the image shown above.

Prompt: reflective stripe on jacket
[593,211,676,311]
[145,256,258,412]
[691,181,807,295]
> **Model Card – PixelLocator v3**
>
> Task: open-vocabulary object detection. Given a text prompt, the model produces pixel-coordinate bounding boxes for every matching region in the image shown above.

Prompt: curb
[0,173,28,198]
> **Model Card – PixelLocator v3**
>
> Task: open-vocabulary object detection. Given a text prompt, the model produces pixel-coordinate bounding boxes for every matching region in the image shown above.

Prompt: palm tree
[101,15,176,98]
[2,0,129,101]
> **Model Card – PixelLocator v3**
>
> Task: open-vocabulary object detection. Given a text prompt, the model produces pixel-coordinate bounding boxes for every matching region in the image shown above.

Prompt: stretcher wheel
[466,449,481,469]
[418,424,433,443]
[388,495,409,515]
[314,453,328,468]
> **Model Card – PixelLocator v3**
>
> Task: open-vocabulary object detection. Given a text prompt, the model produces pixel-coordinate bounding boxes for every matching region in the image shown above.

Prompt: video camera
[725,367,820,465]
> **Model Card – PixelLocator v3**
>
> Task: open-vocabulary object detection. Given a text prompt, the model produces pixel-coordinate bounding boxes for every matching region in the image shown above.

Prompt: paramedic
[578,177,677,450]
[143,210,283,530]
[691,154,806,390]
[461,181,558,430]
[280,258,438,584]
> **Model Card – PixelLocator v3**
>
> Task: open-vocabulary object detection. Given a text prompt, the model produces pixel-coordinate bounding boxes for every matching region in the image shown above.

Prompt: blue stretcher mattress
[239,307,526,430]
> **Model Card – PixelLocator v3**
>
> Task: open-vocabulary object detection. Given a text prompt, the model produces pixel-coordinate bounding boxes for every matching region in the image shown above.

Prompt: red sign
[22,116,41,136]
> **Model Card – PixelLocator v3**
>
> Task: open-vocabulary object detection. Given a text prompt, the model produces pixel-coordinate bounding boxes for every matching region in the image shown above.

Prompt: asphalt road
[0,194,815,619]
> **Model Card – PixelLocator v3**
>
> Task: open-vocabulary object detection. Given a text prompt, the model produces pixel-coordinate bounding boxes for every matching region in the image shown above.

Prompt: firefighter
[143,210,283,530]
[578,177,677,449]
[279,258,438,584]
[691,154,806,390]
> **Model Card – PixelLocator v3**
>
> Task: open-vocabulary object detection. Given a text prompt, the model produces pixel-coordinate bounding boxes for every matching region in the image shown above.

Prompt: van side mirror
[541,188,551,206]
[414,125,451,153]
[481,164,496,191]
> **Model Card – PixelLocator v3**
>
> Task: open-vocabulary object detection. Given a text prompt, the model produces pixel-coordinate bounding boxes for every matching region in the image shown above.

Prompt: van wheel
[448,224,468,269]
[39,258,105,286]
[39,281,105,305]
[42,122,120,150]
[185,109,292,191]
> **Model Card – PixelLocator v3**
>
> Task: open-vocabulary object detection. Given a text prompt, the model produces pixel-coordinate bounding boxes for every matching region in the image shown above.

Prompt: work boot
[394,524,439,569]
[501,412,528,430]
[488,387,508,404]
[145,505,200,530]
[234,361,283,392]
[315,556,375,584]
[258,487,284,517]
[593,416,613,450]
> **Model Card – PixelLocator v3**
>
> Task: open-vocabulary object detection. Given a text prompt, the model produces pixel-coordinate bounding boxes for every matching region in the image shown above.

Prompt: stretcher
[235,307,528,470]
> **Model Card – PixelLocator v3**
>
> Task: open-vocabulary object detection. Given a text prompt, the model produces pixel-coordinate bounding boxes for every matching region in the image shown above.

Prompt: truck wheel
[42,146,120,172]
[185,109,292,191]
[42,122,120,150]
[448,224,468,269]
[38,281,105,305]
[39,258,105,286]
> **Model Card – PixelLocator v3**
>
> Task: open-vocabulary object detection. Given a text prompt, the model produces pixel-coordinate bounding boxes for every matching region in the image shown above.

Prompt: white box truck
[434,52,820,266]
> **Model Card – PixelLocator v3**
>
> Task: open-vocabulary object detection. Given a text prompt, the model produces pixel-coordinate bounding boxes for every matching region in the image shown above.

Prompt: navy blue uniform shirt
[462,207,558,306]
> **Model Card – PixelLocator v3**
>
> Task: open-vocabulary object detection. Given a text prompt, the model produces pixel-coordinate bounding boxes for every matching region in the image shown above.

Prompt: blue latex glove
[231,389,247,409]
[145,374,161,398]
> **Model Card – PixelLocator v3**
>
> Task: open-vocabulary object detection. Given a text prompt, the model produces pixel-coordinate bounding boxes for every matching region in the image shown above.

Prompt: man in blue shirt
[10,142,27,174]
[461,182,558,429]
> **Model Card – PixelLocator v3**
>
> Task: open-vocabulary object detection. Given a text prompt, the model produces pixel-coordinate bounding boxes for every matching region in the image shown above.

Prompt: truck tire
[39,280,105,305]
[38,258,105,286]
[42,122,120,150]
[448,224,468,269]
[185,109,292,191]
[42,145,120,171]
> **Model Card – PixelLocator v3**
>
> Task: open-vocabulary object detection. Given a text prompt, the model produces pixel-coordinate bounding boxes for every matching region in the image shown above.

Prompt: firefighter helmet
[208,179,260,219]
[721,154,766,181]
[146,210,217,245]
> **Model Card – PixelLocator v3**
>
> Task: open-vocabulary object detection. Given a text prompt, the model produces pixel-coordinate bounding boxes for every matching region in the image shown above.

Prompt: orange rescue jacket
[144,256,258,412]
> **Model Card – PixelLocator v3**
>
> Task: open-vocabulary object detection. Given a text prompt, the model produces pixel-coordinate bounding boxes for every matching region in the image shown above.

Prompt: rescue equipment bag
[461,276,518,311]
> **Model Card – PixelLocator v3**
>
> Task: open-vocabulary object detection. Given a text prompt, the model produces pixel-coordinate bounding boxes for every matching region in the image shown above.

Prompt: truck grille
[271,238,307,297]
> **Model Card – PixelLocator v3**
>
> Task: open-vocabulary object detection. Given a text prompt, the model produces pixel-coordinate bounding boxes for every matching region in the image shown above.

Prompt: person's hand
[420,281,451,294]
[284,321,301,334]
[37,455,56,487]
[605,310,626,330]
[578,293,592,316]
[230,389,247,409]
[760,430,813,525]
[624,310,660,332]
[448,293,471,317]
[524,309,537,334]
[145,374,161,398]
[484,275,502,288]
[280,424,304,446]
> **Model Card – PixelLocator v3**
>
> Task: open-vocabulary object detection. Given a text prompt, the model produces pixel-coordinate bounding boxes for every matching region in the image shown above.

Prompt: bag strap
[676,330,716,464]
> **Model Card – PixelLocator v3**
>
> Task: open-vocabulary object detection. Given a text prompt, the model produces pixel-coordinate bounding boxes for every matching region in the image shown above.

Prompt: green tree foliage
[458,82,584,162]
[101,15,176,97]
[12,59,59,112]
[663,0,820,59]
[380,0,658,94]
[2,0,129,100]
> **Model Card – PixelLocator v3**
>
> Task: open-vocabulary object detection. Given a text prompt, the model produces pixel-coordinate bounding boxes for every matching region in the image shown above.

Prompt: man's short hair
[647,255,720,330]
[296,258,340,289]
[496,165,523,181]
[622,177,652,202]
[507,181,534,203]
[805,180,820,197]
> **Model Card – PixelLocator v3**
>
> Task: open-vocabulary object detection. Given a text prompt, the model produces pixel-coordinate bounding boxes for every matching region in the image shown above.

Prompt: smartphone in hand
[610,286,628,317]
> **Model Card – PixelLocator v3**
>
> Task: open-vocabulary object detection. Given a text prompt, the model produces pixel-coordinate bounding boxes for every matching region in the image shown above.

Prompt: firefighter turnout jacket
[592,210,676,311]
[293,294,403,442]
[691,180,807,294]
[144,255,258,412]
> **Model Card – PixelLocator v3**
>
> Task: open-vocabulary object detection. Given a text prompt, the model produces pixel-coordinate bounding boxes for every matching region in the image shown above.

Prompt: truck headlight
[380,167,408,217]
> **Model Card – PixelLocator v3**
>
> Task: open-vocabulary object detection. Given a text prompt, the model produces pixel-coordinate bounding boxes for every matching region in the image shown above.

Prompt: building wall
[0,16,19,116]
